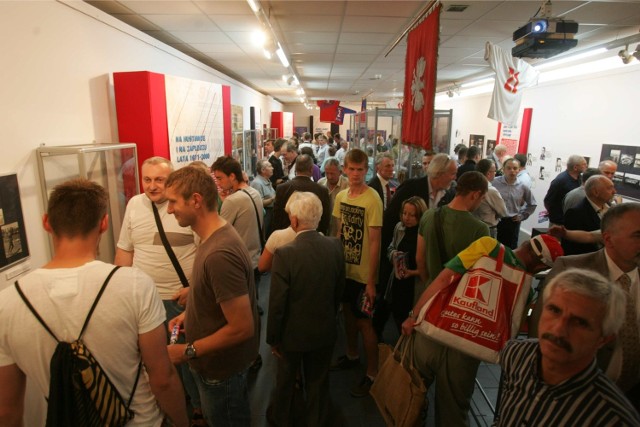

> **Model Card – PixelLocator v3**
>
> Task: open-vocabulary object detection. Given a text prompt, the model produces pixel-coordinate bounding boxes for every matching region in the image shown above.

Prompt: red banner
[401,5,441,149]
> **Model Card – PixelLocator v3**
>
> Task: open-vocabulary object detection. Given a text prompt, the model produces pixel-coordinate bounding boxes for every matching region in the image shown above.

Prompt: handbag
[370,334,427,427]
[414,244,532,363]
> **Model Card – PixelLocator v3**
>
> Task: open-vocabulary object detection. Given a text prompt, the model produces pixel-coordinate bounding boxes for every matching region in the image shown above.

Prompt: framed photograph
[469,134,485,158]
[0,174,30,270]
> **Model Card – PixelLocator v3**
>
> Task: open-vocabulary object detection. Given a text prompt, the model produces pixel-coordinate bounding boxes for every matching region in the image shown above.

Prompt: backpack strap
[14,281,60,343]
[77,266,121,340]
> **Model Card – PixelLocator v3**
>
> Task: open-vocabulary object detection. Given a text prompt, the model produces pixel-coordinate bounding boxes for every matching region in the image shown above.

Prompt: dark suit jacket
[562,197,601,255]
[266,231,345,351]
[368,175,398,210]
[545,249,640,373]
[456,159,477,180]
[271,176,331,235]
[268,154,285,186]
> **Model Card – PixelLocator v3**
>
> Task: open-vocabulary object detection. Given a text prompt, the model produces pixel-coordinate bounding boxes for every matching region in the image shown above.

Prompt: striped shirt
[494,340,640,427]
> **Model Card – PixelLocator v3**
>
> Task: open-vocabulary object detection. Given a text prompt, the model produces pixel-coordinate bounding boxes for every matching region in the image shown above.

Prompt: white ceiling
[85,0,640,104]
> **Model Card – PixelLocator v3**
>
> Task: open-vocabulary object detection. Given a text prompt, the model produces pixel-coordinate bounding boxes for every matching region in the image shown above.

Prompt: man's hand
[365,283,376,305]
[548,225,566,239]
[171,288,190,307]
[168,312,186,334]
[401,317,416,336]
[271,345,283,359]
[166,343,187,365]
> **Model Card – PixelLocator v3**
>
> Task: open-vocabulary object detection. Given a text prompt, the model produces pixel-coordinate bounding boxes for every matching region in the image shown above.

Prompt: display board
[601,144,640,200]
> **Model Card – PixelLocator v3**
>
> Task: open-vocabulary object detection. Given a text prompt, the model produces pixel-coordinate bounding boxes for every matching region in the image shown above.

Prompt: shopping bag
[415,246,531,363]
[370,334,427,427]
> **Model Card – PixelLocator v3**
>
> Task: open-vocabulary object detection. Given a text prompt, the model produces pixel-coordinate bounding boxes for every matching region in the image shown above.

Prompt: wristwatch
[408,310,417,320]
[185,343,197,359]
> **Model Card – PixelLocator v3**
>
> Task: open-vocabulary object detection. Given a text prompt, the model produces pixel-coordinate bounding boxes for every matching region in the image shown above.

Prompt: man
[331,148,383,398]
[316,134,329,166]
[514,153,533,189]
[318,158,349,237]
[283,141,299,180]
[492,158,537,249]
[422,150,435,175]
[165,166,258,426]
[562,175,616,255]
[494,269,639,426]
[599,159,618,180]
[335,139,348,166]
[0,179,188,426]
[267,138,287,187]
[115,156,201,420]
[298,132,316,155]
[251,159,276,238]
[538,203,640,400]
[368,152,397,210]
[411,171,490,427]
[272,154,331,235]
[473,158,507,238]
[267,192,345,426]
[456,145,481,179]
[490,144,509,171]
[544,154,587,225]
[562,167,601,213]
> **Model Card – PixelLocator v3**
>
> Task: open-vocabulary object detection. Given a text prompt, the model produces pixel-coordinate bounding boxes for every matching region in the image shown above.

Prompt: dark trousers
[497,217,521,249]
[269,345,334,427]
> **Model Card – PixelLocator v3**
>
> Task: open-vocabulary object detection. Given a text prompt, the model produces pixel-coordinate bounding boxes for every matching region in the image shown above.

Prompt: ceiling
[85,0,640,105]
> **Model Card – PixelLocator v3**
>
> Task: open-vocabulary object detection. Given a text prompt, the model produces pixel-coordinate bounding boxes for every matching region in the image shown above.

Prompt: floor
[247,273,501,427]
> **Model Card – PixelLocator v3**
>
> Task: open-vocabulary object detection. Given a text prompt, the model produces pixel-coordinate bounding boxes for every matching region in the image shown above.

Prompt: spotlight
[619,45,634,64]
[633,44,640,61]
[285,75,295,86]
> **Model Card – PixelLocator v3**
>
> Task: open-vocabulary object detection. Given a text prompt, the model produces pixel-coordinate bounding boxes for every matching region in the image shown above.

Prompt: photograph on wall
[601,144,640,200]
[294,126,308,137]
[0,174,30,270]
[486,139,496,157]
[469,134,485,158]
[231,105,243,133]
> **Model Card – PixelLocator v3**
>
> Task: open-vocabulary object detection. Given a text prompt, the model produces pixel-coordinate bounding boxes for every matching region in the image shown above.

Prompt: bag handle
[240,189,265,250]
[394,334,418,372]
[152,203,189,287]
[494,243,506,273]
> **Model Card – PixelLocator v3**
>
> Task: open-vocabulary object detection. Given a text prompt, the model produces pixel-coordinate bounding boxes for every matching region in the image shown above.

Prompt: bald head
[585,175,616,207]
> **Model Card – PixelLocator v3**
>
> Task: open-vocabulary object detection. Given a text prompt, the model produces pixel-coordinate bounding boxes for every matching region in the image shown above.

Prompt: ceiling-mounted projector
[512,0,579,59]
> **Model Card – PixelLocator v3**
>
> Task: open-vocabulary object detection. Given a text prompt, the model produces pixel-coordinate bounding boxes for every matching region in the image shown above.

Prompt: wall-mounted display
[0,174,29,271]
[601,144,640,200]
[469,134,485,158]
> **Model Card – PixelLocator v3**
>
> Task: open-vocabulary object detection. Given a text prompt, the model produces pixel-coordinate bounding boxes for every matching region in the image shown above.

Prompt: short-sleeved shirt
[250,175,275,203]
[333,187,383,284]
[185,223,259,380]
[265,227,297,254]
[0,261,166,426]
[220,187,264,269]
[117,194,197,299]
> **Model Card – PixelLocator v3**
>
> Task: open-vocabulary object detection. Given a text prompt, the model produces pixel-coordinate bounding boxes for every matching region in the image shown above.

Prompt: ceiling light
[275,43,289,67]
[246,0,260,13]
[296,88,304,95]
[619,45,635,64]
[263,49,272,60]
[285,75,295,86]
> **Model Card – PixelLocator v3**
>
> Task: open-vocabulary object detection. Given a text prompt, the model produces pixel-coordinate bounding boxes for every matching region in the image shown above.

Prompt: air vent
[447,5,469,12]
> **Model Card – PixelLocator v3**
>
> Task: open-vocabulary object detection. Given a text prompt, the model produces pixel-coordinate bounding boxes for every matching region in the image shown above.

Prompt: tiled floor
[248,273,500,426]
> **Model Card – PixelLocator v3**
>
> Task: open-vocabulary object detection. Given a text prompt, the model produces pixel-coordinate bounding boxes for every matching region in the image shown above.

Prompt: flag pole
[384,0,439,58]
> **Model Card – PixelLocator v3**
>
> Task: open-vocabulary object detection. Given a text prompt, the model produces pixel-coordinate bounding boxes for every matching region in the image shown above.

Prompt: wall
[434,63,640,235]
[0,1,281,292]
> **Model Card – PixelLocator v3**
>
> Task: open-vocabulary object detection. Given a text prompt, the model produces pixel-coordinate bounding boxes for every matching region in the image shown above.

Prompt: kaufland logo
[451,272,501,322]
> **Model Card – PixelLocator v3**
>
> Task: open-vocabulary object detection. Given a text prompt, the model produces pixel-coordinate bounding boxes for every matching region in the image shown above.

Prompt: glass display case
[231,130,264,178]
[36,143,139,263]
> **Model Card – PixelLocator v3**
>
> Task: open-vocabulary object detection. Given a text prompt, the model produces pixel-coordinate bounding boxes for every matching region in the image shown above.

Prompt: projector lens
[532,20,547,33]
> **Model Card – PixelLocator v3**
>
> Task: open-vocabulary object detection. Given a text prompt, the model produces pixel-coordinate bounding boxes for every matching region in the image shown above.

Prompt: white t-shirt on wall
[0,261,166,426]
[117,195,197,299]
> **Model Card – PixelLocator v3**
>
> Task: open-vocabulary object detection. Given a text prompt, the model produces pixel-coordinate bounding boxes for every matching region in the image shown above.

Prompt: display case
[231,130,264,178]
[36,143,139,263]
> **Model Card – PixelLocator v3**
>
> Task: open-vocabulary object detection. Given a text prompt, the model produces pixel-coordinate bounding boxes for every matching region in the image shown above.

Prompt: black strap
[434,207,448,267]
[240,189,265,250]
[152,202,189,287]
[15,266,142,408]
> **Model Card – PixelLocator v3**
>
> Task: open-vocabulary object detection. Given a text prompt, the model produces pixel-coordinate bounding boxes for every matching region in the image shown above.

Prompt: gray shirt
[492,176,537,219]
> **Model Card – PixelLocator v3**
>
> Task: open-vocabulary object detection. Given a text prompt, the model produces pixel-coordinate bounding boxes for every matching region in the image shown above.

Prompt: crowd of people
[1,134,639,427]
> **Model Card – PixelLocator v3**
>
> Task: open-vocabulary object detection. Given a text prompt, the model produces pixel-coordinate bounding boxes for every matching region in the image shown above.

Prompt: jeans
[190,368,251,427]
[163,299,201,409]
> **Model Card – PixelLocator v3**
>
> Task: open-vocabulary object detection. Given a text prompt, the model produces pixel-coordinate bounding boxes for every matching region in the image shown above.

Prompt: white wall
[0,1,281,291]
[434,63,640,235]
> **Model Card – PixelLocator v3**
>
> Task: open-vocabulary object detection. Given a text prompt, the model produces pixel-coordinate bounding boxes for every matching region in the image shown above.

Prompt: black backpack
[15,266,142,427]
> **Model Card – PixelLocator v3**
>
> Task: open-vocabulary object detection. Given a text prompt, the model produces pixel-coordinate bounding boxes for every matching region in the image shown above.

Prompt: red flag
[402,5,441,150]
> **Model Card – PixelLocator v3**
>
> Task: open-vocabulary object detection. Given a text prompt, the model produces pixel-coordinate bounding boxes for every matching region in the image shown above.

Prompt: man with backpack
[0,178,188,426]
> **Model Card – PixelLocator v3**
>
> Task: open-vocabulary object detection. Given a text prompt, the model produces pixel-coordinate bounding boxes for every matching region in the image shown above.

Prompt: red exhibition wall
[113,71,231,177]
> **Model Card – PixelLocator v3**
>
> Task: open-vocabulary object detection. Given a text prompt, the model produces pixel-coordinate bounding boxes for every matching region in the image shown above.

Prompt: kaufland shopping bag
[415,246,532,363]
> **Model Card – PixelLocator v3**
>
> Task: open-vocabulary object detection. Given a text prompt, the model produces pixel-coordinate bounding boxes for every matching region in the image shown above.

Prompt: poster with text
[165,75,225,168]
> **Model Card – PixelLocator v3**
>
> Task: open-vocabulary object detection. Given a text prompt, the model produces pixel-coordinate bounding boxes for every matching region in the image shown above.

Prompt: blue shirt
[492,176,537,219]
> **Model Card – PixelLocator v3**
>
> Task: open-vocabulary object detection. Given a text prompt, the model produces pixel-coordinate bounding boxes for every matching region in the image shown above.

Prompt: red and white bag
[415,246,532,363]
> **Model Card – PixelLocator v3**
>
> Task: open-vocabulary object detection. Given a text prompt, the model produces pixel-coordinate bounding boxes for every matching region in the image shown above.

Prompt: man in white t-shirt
[0,178,188,426]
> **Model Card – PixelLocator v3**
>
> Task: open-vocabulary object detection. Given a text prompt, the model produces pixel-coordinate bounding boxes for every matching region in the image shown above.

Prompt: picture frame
[0,174,30,271]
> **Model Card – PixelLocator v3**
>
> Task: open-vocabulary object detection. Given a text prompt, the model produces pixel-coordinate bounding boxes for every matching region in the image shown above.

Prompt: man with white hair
[494,269,639,426]
[267,192,345,426]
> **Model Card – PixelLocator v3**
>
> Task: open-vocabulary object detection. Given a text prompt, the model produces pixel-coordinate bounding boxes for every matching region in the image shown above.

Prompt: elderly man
[492,158,537,249]
[267,192,345,427]
[494,269,639,426]
[283,142,299,180]
[368,153,397,210]
[562,167,602,214]
[165,167,258,427]
[534,203,640,402]
[489,144,509,171]
[544,154,587,225]
[318,158,349,237]
[0,179,188,426]
[272,154,331,235]
[251,159,276,238]
[562,175,616,255]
